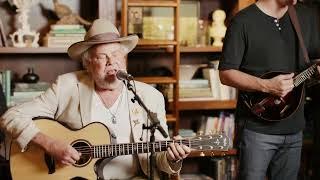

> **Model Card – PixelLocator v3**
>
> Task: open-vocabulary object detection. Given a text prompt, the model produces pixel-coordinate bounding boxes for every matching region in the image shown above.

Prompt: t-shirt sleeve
[219,18,246,70]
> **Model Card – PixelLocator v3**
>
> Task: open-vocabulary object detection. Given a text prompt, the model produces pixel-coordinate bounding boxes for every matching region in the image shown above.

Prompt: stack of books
[43,24,86,47]
[202,67,237,100]
[10,82,50,106]
[166,79,212,100]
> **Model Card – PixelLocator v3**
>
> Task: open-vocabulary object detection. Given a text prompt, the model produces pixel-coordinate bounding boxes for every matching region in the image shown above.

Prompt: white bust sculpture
[209,10,226,47]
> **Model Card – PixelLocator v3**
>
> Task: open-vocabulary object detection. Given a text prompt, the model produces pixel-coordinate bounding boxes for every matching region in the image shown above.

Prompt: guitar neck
[91,139,191,158]
[294,64,318,87]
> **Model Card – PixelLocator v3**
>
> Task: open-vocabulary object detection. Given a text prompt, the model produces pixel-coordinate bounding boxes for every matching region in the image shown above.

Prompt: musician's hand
[46,138,81,166]
[166,136,191,164]
[264,73,294,97]
[32,132,81,166]
[317,65,320,75]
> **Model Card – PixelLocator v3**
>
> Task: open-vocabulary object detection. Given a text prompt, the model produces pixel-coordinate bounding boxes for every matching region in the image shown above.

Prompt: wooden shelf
[0,47,68,54]
[133,46,222,53]
[128,0,178,7]
[166,114,176,122]
[180,46,222,53]
[138,39,177,46]
[169,99,237,110]
[134,76,177,84]
[188,149,237,158]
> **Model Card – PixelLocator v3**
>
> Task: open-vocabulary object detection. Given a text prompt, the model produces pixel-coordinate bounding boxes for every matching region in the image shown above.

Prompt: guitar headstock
[191,133,230,151]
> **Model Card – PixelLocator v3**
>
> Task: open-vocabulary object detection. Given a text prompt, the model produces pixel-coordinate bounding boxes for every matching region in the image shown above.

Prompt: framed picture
[0,19,7,47]
[128,7,143,37]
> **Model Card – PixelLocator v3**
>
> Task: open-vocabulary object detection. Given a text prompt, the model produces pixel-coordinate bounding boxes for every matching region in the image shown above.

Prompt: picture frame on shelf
[0,19,7,47]
[128,7,143,37]
[180,0,200,47]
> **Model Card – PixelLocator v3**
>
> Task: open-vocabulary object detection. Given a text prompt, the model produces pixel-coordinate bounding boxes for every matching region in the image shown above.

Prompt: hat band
[86,32,120,42]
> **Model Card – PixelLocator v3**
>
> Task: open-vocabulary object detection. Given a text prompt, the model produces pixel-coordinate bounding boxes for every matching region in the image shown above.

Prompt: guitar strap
[288,5,311,65]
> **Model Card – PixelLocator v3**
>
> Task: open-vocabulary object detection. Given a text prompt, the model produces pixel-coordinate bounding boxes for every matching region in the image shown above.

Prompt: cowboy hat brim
[67,34,139,61]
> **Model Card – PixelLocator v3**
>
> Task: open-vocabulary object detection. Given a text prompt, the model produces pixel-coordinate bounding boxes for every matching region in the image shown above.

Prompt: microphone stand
[124,80,168,180]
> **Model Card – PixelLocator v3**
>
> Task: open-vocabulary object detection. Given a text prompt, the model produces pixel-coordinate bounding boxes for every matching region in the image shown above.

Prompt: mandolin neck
[293,64,318,87]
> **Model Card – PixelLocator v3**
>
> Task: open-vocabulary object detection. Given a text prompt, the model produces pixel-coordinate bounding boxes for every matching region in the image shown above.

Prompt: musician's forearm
[31,132,54,152]
[219,69,268,93]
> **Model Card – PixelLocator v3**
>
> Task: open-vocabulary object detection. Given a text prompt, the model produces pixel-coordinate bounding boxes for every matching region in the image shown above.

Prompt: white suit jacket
[0,71,180,178]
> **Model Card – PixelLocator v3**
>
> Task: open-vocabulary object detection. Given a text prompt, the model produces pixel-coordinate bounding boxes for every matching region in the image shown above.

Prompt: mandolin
[242,63,320,121]
[10,119,230,180]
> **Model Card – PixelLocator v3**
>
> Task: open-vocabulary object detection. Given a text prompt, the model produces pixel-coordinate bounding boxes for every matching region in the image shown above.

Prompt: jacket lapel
[127,87,146,142]
[78,74,94,126]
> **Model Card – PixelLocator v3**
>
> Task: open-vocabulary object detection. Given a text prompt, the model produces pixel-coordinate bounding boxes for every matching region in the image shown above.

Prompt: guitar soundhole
[71,140,92,167]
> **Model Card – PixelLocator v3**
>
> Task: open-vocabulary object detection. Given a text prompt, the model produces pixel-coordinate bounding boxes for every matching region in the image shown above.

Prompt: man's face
[87,43,127,90]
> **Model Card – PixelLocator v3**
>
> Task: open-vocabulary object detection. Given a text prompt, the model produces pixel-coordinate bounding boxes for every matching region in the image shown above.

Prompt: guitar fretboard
[74,137,226,158]
[92,140,190,158]
[293,64,317,87]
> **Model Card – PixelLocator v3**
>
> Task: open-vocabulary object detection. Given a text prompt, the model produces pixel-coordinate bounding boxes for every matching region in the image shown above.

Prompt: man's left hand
[317,65,320,75]
[166,136,191,163]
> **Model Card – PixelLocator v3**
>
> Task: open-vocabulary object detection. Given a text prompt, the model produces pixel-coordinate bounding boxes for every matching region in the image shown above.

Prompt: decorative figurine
[53,0,91,26]
[209,9,227,47]
[9,0,40,48]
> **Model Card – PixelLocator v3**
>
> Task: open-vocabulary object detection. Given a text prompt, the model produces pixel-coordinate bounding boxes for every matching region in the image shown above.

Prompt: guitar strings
[72,139,224,155]
[72,141,222,150]
[294,64,317,86]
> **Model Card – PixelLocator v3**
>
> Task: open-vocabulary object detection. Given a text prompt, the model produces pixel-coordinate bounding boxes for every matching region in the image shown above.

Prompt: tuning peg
[197,131,204,136]
[200,151,205,157]
[210,152,215,157]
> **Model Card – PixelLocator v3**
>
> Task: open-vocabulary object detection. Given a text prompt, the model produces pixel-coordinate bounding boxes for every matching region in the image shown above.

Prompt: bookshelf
[0,47,67,54]
[180,46,222,53]
[121,0,181,135]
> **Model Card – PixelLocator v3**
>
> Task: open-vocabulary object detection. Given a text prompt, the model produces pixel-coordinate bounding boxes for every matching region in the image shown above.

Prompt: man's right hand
[263,73,294,97]
[32,132,81,166]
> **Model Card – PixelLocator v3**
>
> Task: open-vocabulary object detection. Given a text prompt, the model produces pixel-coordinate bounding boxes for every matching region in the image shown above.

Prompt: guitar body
[10,119,111,180]
[245,71,304,121]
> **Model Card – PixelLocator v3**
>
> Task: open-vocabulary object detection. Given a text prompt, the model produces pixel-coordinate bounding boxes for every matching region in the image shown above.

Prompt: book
[166,87,212,99]
[13,91,44,98]
[3,70,11,106]
[15,82,50,92]
[51,28,86,34]
[203,67,237,100]
[50,24,84,30]
[49,33,86,37]
[178,79,209,88]
[203,68,221,99]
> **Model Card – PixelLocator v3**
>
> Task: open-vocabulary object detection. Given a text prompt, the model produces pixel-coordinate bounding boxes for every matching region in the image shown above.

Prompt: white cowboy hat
[68,19,138,60]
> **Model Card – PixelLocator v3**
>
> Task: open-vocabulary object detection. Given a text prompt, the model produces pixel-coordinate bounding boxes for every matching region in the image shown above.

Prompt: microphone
[116,70,134,81]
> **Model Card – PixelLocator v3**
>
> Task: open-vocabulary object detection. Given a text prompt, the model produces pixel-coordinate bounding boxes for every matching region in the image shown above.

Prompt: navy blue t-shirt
[219,3,320,134]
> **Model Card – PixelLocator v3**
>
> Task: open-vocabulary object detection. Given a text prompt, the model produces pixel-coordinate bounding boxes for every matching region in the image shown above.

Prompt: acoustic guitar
[242,62,320,121]
[10,119,230,180]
